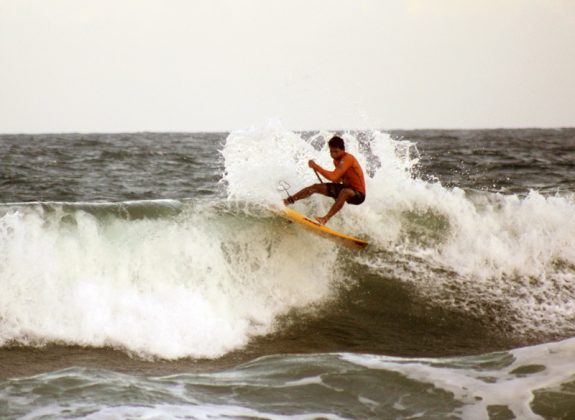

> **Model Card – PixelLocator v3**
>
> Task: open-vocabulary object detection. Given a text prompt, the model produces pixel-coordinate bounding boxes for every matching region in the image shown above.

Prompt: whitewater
[1,123,575,418]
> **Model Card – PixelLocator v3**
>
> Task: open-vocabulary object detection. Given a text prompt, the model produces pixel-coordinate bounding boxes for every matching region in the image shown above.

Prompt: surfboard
[278,207,368,250]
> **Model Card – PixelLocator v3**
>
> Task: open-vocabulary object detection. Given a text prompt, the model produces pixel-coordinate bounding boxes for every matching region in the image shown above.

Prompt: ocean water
[1,122,575,418]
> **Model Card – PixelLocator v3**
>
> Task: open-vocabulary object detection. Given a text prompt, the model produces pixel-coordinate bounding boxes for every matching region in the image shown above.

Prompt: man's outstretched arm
[309,157,353,182]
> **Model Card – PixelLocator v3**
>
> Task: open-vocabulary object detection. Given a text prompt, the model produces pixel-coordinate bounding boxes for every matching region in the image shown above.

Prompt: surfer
[284,136,366,225]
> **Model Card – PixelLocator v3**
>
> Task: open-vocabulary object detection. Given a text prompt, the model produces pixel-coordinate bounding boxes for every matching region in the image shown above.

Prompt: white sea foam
[21,403,347,420]
[342,336,575,419]
[0,201,340,359]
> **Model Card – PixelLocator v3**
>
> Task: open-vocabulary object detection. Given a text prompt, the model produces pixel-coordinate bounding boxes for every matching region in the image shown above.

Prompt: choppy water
[1,122,575,418]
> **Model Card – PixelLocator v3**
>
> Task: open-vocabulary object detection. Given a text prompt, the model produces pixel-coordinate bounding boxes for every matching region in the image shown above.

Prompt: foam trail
[343,336,575,419]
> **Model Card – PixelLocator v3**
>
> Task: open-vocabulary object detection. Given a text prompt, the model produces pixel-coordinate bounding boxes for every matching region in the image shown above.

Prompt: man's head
[328,136,345,159]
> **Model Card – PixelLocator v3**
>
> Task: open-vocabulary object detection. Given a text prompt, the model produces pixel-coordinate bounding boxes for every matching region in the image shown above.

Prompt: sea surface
[1,122,575,418]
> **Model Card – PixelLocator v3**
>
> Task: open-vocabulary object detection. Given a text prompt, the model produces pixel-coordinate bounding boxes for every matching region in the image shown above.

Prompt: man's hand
[308,160,319,170]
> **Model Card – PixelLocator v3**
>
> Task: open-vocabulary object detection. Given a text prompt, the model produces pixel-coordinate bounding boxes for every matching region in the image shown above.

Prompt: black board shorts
[326,183,366,205]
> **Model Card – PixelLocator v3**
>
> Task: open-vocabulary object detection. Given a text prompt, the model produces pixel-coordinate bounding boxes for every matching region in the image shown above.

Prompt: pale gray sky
[1,0,574,133]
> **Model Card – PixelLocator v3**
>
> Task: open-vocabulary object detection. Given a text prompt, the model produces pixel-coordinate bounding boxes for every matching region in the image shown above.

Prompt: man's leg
[284,183,329,206]
[316,188,355,225]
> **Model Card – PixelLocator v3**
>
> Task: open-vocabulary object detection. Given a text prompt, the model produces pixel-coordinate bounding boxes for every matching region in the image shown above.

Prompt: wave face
[1,124,575,360]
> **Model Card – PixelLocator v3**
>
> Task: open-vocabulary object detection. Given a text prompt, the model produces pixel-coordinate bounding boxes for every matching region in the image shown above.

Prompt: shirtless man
[284,136,366,225]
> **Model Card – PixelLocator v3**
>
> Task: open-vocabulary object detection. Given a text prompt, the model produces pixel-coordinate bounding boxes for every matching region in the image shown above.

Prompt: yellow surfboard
[279,207,368,250]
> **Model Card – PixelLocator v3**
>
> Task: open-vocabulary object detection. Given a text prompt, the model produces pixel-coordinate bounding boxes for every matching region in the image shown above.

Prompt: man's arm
[309,157,353,182]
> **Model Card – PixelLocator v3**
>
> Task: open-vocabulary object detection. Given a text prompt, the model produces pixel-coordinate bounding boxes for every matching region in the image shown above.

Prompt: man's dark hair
[328,136,345,150]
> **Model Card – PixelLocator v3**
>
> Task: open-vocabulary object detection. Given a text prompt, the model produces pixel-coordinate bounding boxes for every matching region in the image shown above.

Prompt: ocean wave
[0,199,342,359]
[1,122,575,359]
[224,121,575,339]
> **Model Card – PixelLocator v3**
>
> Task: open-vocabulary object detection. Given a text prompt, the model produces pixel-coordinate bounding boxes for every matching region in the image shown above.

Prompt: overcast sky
[1,0,574,133]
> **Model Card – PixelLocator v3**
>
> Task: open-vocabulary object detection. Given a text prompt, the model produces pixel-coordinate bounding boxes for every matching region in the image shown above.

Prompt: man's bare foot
[315,215,329,225]
[283,196,295,206]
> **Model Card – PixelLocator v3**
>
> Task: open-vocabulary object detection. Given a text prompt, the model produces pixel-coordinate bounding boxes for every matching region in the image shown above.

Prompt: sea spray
[0,201,339,358]
[223,121,575,338]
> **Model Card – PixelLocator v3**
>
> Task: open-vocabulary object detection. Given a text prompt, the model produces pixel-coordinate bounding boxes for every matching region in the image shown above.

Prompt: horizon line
[1,126,574,136]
